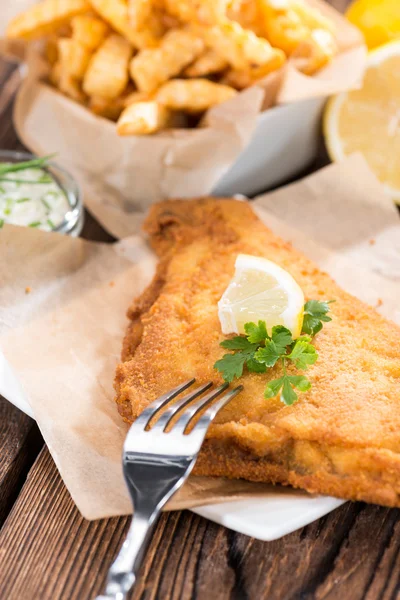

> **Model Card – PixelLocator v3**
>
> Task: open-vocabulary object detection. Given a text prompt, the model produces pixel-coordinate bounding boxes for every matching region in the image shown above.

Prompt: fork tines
[134,379,242,435]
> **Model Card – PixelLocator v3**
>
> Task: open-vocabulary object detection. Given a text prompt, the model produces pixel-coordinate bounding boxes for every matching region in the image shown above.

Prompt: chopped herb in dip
[0,157,70,232]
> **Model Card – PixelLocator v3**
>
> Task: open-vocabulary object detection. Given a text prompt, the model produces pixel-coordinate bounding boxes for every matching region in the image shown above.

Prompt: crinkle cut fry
[117,101,172,135]
[7,0,90,40]
[156,79,237,112]
[88,0,163,48]
[164,0,232,26]
[130,28,204,93]
[195,19,286,71]
[83,34,133,99]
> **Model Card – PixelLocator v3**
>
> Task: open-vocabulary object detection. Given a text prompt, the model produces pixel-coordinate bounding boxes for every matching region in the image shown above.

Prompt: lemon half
[324,40,400,203]
[218,254,304,338]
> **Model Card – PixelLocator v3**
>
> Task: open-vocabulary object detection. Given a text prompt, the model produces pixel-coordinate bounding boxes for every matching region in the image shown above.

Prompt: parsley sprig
[214,299,333,406]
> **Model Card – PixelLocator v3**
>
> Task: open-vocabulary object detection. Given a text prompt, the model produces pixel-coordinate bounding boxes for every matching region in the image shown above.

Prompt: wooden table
[1,2,400,598]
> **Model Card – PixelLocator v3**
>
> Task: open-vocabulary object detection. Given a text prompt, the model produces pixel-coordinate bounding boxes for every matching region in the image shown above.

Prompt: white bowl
[213,96,326,197]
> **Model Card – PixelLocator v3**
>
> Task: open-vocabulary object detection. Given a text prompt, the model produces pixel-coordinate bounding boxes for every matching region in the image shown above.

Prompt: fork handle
[95,508,159,600]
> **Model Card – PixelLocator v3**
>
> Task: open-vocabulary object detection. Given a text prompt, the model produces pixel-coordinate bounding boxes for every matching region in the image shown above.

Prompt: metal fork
[96,378,242,600]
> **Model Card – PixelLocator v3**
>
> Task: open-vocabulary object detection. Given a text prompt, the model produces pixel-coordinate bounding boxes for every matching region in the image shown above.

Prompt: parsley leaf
[254,326,293,367]
[220,337,257,351]
[254,341,281,367]
[288,375,312,392]
[302,300,334,336]
[214,353,248,383]
[282,378,298,405]
[215,338,258,382]
[244,320,269,344]
[287,339,318,370]
[246,358,267,373]
[264,376,285,398]
[264,374,311,405]
[271,325,293,353]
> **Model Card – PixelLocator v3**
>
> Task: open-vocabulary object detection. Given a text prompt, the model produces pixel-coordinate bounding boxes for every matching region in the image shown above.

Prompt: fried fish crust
[115,198,400,508]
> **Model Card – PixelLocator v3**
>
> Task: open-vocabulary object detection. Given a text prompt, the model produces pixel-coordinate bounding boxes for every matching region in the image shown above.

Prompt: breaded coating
[115,199,400,508]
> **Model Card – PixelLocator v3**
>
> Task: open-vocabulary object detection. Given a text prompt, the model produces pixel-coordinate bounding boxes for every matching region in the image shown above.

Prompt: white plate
[2,355,343,541]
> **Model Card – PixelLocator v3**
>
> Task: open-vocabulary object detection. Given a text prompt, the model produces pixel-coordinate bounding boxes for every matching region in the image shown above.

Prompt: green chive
[38,175,53,183]
[47,218,55,229]
[0,154,56,176]
[4,198,13,215]
[0,219,4,228]
[28,221,41,228]
[0,185,5,194]
[41,197,51,210]
[16,197,30,203]
[0,178,53,184]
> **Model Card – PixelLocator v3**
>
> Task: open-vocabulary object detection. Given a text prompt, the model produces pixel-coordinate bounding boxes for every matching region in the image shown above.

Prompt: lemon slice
[324,40,400,203]
[346,0,400,50]
[218,254,304,338]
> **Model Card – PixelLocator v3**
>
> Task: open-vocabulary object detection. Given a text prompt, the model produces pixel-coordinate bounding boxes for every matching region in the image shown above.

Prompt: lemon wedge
[218,254,304,338]
[346,0,400,50]
[324,40,400,203]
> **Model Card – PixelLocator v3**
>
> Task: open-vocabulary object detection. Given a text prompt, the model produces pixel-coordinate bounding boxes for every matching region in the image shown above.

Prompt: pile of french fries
[7,0,337,135]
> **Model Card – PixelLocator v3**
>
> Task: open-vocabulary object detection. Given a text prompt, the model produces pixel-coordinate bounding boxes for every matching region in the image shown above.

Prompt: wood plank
[0,449,129,600]
[81,211,116,244]
[0,397,42,527]
[1,448,400,600]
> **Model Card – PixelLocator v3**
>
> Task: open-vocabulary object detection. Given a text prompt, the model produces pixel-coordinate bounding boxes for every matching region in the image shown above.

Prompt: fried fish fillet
[115,198,400,507]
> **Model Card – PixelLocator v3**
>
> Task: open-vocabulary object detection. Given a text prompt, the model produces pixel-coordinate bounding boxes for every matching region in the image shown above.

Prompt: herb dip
[0,166,70,231]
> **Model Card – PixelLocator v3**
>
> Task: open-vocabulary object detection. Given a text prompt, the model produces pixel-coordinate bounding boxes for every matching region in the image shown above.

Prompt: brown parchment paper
[0,1,366,235]
[0,155,399,520]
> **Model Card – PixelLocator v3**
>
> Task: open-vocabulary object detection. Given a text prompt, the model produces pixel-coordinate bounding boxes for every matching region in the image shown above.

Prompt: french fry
[128,0,151,31]
[71,15,109,50]
[55,23,73,37]
[123,90,152,107]
[222,58,284,89]
[6,0,90,40]
[196,19,285,71]
[184,50,228,77]
[83,34,133,99]
[49,61,62,87]
[130,29,204,93]
[89,94,129,120]
[164,0,232,26]
[126,0,166,48]
[227,0,265,37]
[45,36,59,66]
[117,100,172,135]
[259,0,335,56]
[291,28,337,75]
[161,14,181,31]
[59,73,86,102]
[50,61,86,102]
[57,38,92,79]
[88,0,163,48]
[290,0,336,35]
[156,78,236,112]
